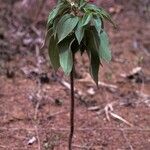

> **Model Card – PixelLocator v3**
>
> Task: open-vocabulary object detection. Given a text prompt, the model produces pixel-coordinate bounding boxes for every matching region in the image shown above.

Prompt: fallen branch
[78,73,118,90]
[96,102,133,127]
[98,81,118,89]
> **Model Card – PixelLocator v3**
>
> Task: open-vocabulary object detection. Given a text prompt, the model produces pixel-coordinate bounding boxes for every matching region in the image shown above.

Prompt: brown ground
[0,0,150,150]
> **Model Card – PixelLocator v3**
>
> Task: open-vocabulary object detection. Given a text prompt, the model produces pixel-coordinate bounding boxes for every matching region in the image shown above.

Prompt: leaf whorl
[47,0,115,85]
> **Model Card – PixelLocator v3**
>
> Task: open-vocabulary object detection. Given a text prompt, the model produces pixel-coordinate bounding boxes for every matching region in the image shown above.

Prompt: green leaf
[79,0,84,5]
[99,31,111,62]
[53,17,60,38]
[58,38,74,75]
[90,50,100,86]
[86,27,100,52]
[84,3,100,12]
[47,2,63,26]
[47,2,70,27]
[79,1,86,9]
[85,28,100,85]
[75,19,85,44]
[47,8,58,25]
[57,15,79,43]
[48,35,60,71]
[84,3,116,27]
[82,13,92,26]
[92,15,102,34]
[70,39,80,53]
[85,27,111,62]
[99,8,116,27]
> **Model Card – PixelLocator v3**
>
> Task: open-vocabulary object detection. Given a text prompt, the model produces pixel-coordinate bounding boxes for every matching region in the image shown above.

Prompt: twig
[34,0,47,23]
[96,102,133,127]
[0,127,35,131]
[78,74,118,90]
[35,125,41,150]
[136,90,150,106]
[34,45,42,120]
[34,45,42,150]
[136,91,150,99]
[47,110,68,119]
[98,81,118,89]
[0,145,7,148]
[61,79,71,90]
[121,130,134,150]
[73,144,90,149]
[60,79,85,101]
[30,25,41,37]
[59,78,117,101]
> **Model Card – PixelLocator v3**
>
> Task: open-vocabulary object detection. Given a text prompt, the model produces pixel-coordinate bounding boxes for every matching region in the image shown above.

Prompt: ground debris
[136,91,150,107]
[87,87,96,95]
[27,136,37,145]
[104,103,133,126]
[120,67,150,83]
[88,106,100,111]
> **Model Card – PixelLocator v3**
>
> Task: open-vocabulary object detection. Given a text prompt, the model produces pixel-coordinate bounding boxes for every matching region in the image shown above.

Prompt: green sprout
[46,0,115,149]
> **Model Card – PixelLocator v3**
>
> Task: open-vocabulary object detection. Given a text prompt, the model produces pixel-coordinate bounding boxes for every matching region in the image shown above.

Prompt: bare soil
[0,0,150,150]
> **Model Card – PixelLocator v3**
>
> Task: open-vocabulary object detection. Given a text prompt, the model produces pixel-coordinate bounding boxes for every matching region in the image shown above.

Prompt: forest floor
[0,0,150,150]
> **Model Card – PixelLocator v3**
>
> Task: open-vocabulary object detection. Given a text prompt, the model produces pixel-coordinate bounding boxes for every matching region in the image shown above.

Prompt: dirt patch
[0,0,150,150]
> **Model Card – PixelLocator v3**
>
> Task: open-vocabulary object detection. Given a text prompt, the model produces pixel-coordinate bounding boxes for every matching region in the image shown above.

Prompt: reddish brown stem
[69,55,75,150]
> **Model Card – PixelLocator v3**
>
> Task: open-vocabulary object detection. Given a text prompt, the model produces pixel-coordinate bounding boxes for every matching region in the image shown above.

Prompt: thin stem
[69,54,75,150]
